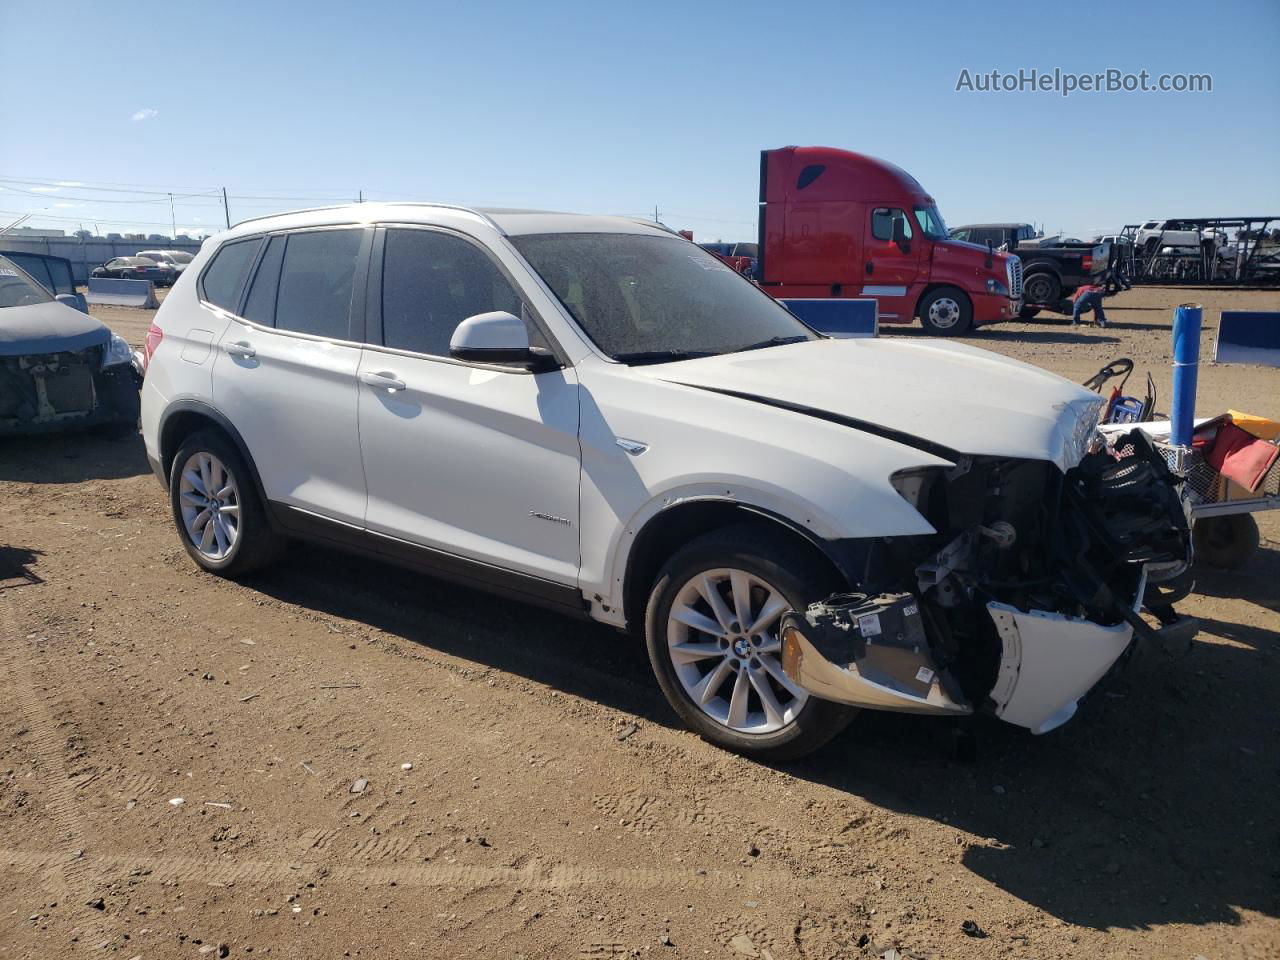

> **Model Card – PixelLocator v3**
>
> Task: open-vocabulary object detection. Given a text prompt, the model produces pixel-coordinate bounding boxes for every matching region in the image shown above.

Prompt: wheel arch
[158,400,271,515]
[620,498,852,633]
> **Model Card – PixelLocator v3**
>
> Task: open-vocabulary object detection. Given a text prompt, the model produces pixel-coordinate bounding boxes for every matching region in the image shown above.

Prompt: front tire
[169,430,285,577]
[918,287,973,336]
[644,524,857,760]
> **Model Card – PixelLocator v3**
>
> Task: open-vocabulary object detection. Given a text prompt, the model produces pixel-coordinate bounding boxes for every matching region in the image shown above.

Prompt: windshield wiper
[613,349,715,366]
[728,335,810,354]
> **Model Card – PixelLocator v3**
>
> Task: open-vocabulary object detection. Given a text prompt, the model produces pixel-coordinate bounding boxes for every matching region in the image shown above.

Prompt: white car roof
[219,202,675,242]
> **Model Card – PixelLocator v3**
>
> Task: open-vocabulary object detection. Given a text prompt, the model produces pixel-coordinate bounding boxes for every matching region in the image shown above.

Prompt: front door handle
[224,340,256,359]
[359,370,406,392]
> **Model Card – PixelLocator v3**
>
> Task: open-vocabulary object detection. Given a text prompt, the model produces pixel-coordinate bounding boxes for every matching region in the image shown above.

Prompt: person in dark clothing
[1071,283,1108,327]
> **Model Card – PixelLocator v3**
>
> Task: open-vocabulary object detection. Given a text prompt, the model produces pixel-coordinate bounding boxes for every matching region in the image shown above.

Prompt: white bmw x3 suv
[141,204,1191,759]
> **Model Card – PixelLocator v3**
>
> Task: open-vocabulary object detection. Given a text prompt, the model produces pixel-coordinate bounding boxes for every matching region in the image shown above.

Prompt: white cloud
[56,180,83,187]
[131,107,159,122]
[31,185,60,193]
[53,202,82,209]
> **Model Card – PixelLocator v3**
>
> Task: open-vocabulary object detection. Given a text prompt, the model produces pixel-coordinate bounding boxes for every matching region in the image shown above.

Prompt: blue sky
[1,0,1277,241]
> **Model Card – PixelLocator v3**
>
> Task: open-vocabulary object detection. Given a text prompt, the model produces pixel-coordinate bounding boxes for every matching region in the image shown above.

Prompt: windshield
[913,205,948,239]
[0,256,54,309]
[510,232,816,362]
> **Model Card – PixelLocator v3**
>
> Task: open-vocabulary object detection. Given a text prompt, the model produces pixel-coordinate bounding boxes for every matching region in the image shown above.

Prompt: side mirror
[449,311,557,371]
[891,216,911,253]
[56,293,89,314]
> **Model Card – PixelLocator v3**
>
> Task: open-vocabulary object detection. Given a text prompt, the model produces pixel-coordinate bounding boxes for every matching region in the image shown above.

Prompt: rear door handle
[224,340,256,359]
[359,371,406,392]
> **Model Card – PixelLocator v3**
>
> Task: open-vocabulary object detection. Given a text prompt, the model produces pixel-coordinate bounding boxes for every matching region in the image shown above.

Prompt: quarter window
[199,238,262,312]
[380,229,525,357]
[274,229,362,340]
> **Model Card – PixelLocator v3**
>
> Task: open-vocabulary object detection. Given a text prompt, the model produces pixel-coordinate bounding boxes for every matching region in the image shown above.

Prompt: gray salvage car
[0,255,141,437]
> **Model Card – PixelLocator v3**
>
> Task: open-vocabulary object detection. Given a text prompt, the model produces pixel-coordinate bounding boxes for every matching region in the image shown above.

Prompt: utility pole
[222,187,231,229]
[358,190,364,203]
[168,192,177,239]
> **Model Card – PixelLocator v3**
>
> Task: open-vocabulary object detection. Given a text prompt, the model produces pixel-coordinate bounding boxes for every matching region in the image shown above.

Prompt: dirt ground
[1,285,1277,960]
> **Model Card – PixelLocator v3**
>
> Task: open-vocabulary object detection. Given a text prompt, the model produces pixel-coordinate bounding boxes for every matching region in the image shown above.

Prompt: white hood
[642,337,1104,471]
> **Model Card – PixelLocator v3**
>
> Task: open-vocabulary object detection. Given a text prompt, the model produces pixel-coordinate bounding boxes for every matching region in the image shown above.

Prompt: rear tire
[1022,271,1061,306]
[644,523,858,761]
[918,287,973,336]
[1193,514,1259,570]
[169,430,285,577]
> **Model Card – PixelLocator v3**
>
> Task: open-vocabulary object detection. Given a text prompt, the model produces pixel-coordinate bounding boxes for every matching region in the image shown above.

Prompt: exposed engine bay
[0,346,139,435]
[782,429,1195,733]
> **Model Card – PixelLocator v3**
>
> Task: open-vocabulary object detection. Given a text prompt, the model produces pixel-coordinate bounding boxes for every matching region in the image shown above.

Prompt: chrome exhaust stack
[780,592,971,715]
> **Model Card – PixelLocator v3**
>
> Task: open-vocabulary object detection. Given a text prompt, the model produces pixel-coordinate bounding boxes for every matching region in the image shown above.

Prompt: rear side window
[380,229,524,356]
[796,164,825,190]
[200,238,263,312]
[274,229,363,340]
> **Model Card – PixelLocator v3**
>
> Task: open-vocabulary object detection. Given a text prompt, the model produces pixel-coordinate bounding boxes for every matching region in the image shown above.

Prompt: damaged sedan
[1,254,141,438]
[140,207,1191,760]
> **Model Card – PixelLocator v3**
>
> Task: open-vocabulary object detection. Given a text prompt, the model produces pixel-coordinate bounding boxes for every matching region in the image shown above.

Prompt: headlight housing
[102,333,132,370]
[985,278,1010,296]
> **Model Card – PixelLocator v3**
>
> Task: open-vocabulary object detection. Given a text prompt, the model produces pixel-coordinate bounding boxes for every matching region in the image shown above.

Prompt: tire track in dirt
[0,601,118,946]
[0,847,811,892]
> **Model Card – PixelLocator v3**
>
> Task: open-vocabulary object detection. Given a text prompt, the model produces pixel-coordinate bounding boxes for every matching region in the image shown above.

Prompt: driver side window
[380,229,541,358]
[871,208,912,242]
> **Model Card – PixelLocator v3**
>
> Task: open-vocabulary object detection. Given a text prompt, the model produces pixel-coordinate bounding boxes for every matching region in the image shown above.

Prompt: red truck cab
[757,146,1023,334]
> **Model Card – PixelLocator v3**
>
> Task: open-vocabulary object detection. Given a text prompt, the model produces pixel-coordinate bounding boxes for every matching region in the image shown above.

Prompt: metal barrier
[1215,311,1280,367]
[779,298,878,338]
[85,277,159,309]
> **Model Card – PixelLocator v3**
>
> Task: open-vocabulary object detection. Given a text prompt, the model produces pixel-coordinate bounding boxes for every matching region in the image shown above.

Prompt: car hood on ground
[640,337,1104,471]
[0,301,110,357]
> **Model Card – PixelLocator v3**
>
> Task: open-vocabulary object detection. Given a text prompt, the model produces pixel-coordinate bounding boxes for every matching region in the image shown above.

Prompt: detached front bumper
[781,429,1196,736]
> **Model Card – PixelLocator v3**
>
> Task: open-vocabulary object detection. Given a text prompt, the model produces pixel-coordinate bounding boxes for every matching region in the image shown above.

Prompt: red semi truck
[755,146,1024,335]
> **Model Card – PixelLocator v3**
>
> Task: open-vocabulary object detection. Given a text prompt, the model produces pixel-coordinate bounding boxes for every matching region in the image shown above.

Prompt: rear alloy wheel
[919,287,973,335]
[170,431,284,577]
[645,525,857,760]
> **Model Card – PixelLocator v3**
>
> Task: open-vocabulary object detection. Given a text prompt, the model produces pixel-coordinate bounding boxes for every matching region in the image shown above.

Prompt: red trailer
[756,146,1024,335]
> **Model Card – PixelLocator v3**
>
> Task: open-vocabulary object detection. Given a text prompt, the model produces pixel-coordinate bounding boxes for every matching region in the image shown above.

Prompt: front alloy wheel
[645,524,858,760]
[666,567,807,734]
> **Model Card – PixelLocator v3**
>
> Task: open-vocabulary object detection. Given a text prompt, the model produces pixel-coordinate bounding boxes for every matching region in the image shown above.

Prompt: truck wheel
[1023,272,1060,306]
[1193,514,1259,570]
[169,430,286,578]
[918,287,973,336]
[644,523,858,761]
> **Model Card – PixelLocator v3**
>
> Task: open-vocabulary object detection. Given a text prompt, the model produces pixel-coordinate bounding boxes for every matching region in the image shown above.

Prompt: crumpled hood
[0,301,110,357]
[641,337,1104,471]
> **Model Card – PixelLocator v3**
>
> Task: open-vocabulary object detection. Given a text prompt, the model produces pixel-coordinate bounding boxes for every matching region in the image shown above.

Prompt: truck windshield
[913,205,948,239]
[510,233,817,363]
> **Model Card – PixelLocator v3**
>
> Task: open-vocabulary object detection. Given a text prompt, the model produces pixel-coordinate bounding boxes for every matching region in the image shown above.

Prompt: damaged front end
[781,429,1194,734]
[0,342,140,436]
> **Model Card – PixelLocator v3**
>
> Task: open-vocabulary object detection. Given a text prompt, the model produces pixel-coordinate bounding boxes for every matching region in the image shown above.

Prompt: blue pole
[1170,303,1202,448]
